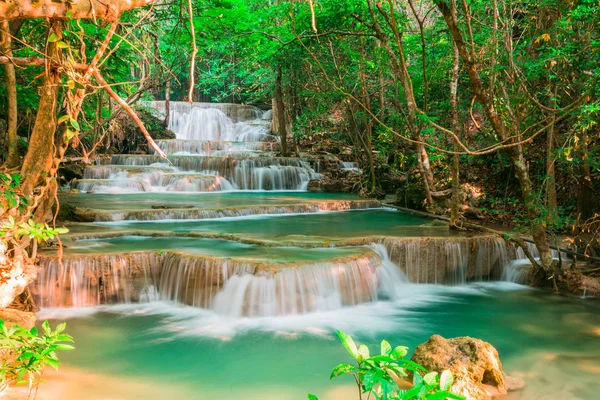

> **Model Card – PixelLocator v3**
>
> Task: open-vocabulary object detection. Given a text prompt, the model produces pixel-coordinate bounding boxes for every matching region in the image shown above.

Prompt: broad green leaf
[392,346,408,359]
[66,128,77,140]
[54,344,75,351]
[423,371,438,386]
[57,115,70,124]
[329,363,355,379]
[336,331,358,359]
[48,32,61,43]
[440,370,454,391]
[380,339,392,356]
[358,344,370,360]
[69,119,80,130]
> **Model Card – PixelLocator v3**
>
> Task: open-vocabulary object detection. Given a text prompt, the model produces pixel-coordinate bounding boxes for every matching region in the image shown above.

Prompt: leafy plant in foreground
[308,331,464,400]
[0,320,74,397]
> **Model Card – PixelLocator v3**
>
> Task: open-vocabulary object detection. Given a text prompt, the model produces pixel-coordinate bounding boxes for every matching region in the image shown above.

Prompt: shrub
[0,320,74,397]
[308,331,464,400]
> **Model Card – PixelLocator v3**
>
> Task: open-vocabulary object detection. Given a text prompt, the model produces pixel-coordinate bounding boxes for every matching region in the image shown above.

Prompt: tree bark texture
[0,0,155,22]
[0,21,19,168]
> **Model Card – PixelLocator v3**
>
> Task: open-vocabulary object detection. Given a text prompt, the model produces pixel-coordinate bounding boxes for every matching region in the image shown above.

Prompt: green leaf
[48,32,61,43]
[392,346,408,359]
[423,371,438,386]
[65,128,77,140]
[69,119,80,130]
[42,320,51,335]
[307,394,319,400]
[380,339,392,356]
[54,344,75,351]
[336,331,358,359]
[358,344,370,360]
[56,41,70,49]
[440,370,454,391]
[57,115,70,124]
[362,369,384,392]
[329,363,355,379]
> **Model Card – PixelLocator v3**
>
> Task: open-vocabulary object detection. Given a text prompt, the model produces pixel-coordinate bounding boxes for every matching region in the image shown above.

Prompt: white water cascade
[72,102,322,192]
[37,248,408,316]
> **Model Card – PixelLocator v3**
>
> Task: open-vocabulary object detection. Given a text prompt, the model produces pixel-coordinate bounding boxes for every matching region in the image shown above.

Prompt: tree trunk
[546,86,558,221]
[0,0,156,22]
[359,38,377,193]
[20,22,62,196]
[450,41,461,226]
[1,21,19,168]
[577,129,595,221]
[275,67,289,157]
[371,0,436,208]
[436,0,554,274]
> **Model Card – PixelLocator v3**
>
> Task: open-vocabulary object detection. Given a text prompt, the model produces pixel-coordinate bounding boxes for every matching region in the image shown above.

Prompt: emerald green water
[64,236,368,262]
[61,192,359,211]
[39,285,600,400]
[73,210,450,241]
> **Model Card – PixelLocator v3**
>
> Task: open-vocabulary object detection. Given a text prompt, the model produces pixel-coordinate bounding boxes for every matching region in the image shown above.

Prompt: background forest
[1,0,599,301]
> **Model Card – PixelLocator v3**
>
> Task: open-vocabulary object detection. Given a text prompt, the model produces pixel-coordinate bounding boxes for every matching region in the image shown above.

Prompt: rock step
[73,199,383,222]
[36,250,381,314]
[154,139,280,156]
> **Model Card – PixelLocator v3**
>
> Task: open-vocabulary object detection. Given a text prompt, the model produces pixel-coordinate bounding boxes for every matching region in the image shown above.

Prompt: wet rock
[411,334,523,400]
[308,170,360,193]
[151,205,195,210]
[0,308,36,329]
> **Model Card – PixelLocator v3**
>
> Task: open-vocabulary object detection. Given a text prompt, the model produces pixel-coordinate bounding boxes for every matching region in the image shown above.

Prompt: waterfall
[72,102,327,193]
[340,161,359,171]
[37,253,161,308]
[36,249,407,316]
[211,255,382,317]
[502,241,570,284]
[383,236,516,284]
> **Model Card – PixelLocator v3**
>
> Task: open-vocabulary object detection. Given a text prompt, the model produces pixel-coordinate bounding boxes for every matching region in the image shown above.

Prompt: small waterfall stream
[72,102,322,193]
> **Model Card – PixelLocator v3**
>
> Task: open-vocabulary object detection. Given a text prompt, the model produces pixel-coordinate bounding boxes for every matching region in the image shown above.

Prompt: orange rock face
[411,334,524,400]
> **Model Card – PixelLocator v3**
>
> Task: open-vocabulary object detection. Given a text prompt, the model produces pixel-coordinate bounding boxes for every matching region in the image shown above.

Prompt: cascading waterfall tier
[36,234,541,314]
[71,101,332,192]
[155,140,279,156]
[36,249,389,316]
[381,236,513,284]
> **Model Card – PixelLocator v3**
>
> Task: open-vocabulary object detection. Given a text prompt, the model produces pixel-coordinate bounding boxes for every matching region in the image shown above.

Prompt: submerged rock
[411,334,524,400]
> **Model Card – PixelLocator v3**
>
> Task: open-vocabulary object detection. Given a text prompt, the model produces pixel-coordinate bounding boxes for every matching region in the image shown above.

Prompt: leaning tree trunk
[20,22,62,196]
[1,21,19,168]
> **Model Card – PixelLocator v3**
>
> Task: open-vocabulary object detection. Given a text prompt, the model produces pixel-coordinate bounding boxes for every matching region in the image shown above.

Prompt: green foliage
[0,173,27,212]
[0,320,74,394]
[0,173,68,244]
[308,331,464,400]
[0,217,68,243]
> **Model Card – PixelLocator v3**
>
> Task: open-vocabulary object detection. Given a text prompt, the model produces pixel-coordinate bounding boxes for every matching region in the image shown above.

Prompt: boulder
[0,308,36,330]
[411,334,523,400]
